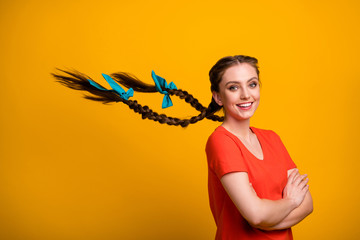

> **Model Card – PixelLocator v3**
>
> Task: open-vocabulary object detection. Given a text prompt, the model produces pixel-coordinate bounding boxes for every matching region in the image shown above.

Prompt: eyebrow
[225,77,259,86]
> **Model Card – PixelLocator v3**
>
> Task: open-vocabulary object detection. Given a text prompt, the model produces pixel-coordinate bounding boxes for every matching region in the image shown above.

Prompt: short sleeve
[205,131,248,179]
[271,131,297,170]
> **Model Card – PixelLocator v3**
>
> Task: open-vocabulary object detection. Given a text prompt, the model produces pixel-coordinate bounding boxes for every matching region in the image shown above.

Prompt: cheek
[225,93,240,103]
[254,90,260,101]
[252,90,260,108]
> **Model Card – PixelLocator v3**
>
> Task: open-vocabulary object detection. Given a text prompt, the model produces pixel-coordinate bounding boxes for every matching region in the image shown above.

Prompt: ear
[212,91,223,106]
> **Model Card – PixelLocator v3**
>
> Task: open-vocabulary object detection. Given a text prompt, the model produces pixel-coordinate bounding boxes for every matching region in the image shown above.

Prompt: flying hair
[52,55,259,127]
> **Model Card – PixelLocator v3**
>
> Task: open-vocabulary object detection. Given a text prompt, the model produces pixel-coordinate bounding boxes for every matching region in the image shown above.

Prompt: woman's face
[212,63,260,122]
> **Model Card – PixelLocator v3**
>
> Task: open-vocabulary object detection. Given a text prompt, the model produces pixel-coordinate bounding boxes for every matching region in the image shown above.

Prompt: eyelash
[229,86,238,91]
[249,82,257,88]
[228,82,257,91]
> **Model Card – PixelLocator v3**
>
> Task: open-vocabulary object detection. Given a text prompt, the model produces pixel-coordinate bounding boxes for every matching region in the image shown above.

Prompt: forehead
[221,63,258,83]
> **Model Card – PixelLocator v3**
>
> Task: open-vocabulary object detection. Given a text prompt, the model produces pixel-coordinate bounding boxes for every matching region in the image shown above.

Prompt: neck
[221,117,251,140]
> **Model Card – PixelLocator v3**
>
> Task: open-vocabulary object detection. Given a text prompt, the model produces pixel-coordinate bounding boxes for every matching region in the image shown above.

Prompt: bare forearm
[251,197,297,228]
[258,191,313,230]
[253,171,311,229]
[221,171,308,228]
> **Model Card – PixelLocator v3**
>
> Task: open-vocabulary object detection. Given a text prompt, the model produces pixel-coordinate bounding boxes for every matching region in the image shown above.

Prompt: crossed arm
[220,168,313,230]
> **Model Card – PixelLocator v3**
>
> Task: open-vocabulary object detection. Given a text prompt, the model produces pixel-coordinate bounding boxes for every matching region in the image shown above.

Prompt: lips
[237,102,253,110]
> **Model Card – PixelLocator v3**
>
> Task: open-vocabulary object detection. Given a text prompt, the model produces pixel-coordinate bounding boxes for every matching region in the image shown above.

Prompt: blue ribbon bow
[151,70,177,108]
[88,73,134,100]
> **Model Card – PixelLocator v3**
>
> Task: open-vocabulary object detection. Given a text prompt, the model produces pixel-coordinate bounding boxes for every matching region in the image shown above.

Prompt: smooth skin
[212,63,313,230]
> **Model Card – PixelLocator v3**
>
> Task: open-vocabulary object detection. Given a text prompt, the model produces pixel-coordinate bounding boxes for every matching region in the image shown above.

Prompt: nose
[240,87,250,100]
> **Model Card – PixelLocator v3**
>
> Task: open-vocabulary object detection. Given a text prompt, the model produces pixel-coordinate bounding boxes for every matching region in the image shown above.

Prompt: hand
[283,169,309,207]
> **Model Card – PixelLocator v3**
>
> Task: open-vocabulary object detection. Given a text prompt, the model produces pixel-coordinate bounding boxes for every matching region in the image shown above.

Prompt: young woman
[205,55,313,239]
[53,55,313,239]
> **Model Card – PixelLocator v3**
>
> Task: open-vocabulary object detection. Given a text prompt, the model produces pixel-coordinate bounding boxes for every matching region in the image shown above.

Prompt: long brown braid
[52,55,259,127]
[52,69,220,127]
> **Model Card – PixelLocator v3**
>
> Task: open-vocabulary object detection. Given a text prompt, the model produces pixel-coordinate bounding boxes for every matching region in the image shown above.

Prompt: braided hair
[52,55,259,127]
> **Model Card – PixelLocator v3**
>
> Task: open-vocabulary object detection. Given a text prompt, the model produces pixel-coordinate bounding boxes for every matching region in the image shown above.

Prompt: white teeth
[239,103,252,107]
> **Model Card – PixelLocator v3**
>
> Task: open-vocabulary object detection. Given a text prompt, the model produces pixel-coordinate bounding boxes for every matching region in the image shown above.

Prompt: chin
[227,113,254,122]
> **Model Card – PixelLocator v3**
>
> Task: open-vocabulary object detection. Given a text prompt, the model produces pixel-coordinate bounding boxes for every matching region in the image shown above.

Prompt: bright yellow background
[1,0,359,239]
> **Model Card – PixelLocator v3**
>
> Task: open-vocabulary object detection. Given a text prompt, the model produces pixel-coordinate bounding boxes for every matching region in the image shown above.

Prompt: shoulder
[206,127,249,175]
[251,126,281,142]
[207,126,237,146]
[252,127,291,155]
[206,126,240,153]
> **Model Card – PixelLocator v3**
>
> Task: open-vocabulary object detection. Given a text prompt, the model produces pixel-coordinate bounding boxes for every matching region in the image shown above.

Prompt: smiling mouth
[236,102,253,110]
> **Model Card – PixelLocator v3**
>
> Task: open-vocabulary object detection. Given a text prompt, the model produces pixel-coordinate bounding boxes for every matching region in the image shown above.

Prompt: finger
[288,169,298,183]
[296,178,309,192]
[299,178,309,189]
[292,171,301,184]
[294,173,308,185]
[302,184,310,193]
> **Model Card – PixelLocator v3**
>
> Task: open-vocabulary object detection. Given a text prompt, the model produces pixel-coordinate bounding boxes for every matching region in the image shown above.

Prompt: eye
[249,82,258,88]
[229,85,238,91]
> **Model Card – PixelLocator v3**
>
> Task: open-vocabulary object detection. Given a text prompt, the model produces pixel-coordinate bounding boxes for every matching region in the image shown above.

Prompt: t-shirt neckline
[218,125,265,161]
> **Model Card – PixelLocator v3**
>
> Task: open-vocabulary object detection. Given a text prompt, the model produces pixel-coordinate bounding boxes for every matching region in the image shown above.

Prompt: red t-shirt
[205,126,297,240]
